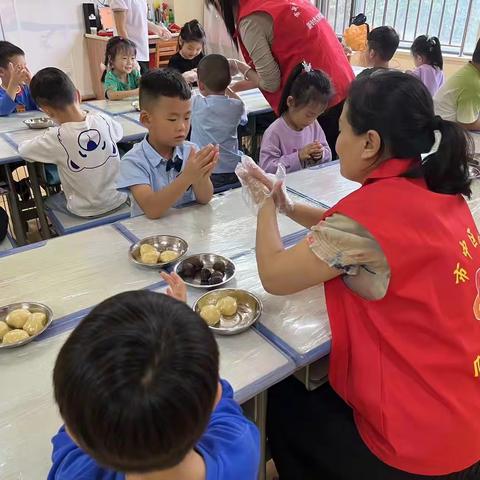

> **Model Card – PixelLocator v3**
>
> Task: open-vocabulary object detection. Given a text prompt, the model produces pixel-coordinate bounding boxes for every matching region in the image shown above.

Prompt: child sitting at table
[19,68,128,218]
[117,69,218,218]
[0,41,37,116]
[259,62,332,174]
[434,38,480,131]
[47,275,260,480]
[102,36,140,100]
[191,54,248,191]
[168,19,205,85]
[356,26,400,79]
[408,35,444,97]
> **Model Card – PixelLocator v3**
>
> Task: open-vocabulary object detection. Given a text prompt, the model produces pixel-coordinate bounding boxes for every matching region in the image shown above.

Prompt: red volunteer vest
[236,0,354,114]
[323,159,480,475]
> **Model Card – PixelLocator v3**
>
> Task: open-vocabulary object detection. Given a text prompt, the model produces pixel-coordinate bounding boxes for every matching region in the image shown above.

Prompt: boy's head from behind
[30,67,79,116]
[53,290,219,473]
[198,54,231,95]
[366,26,399,67]
[0,41,26,83]
[139,69,192,148]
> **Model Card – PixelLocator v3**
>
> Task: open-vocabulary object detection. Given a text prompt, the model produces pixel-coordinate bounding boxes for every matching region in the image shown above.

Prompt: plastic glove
[235,156,294,214]
[182,70,198,85]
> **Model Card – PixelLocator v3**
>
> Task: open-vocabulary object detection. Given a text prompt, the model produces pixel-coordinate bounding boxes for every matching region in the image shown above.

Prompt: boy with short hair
[48,276,260,480]
[0,41,37,115]
[191,54,248,191]
[357,26,400,79]
[19,67,128,218]
[117,69,218,218]
[434,38,480,131]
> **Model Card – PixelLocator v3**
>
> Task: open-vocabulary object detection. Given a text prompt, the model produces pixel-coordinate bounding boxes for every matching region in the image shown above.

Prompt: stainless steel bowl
[129,235,188,269]
[174,253,236,289]
[23,117,55,129]
[0,302,53,349]
[193,289,262,335]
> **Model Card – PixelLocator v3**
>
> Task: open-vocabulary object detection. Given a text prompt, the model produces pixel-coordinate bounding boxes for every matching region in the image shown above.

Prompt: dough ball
[216,296,237,316]
[141,250,160,264]
[140,244,158,256]
[159,250,179,263]
[200,305,221,327]
[212,261,226,274]
[209,272,224,285]
[0,321,11,340]
[23,312,47,336]
[3,329,29,345]
[189,257,204,272]
[200,268,213,284]
[179,262,195,278]
[6,308,31,328]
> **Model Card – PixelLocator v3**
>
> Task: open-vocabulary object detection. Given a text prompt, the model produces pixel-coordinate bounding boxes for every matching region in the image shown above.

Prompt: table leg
[3,164,27,246]
[26,162,50,239]
[253,390,268,480]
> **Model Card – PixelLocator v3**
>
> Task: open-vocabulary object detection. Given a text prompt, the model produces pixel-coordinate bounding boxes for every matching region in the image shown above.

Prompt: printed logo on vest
[474,356,480,377]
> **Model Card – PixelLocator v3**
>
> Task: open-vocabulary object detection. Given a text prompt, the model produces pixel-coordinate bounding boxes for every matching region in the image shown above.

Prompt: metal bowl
[174,253,236,289]
[0,302,53,349]
[129,235,188,269]
[23,117,54,129]
[193,289,262,335]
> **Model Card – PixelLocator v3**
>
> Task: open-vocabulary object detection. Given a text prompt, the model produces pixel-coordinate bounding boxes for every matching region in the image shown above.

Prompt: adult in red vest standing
[237,72,480,478]
[205,0,354,156]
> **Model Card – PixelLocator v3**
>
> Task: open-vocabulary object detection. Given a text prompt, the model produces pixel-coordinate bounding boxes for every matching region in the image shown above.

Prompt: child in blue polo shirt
[0,41,37,116]
[117,69,219,218]
[48,273,260,480]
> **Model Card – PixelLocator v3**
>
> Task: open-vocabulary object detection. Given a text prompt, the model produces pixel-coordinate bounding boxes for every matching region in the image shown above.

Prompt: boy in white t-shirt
[19,67,128,218]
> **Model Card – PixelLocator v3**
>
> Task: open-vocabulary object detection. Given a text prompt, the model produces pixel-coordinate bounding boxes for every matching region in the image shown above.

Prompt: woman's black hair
[347,71,473,197]
[278,63,334,116]
[179,19,206,45]
[411,35,443,70]
[204,0,238,39]
[101,36,137,82]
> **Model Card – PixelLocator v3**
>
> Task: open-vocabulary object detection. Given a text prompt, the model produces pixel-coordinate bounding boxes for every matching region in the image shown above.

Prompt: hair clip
[421,129,442,164]
[302,61,312,73]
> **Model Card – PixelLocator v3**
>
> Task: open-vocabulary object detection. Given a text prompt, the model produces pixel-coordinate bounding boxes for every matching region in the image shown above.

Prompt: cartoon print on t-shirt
[57,115,118,172]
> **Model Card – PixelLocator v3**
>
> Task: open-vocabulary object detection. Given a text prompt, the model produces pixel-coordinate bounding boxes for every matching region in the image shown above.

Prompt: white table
[85,98,138,116]
[117,187,316,259]
[287,161,359,208]
[0,110,46,134]
[0,135,19,165]
[0,226,162,325]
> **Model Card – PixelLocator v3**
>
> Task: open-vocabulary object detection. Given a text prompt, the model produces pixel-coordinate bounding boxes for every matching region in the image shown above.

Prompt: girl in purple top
[408,35,445,97]
[259,63,333,174]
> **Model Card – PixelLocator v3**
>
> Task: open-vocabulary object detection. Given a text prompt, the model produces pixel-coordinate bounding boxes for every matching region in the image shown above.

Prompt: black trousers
[267,376,480,480]
[317,101,344,159]
[0,207,8,242]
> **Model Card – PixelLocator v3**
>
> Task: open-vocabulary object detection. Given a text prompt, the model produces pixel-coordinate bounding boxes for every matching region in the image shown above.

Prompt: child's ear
[286,95,295,109]
[140,110,151,128]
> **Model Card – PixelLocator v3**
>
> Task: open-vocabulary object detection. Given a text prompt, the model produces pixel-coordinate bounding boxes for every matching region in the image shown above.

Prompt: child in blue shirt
[48,273,260,480]
[191,54,248,191]
[0,41,37,116]
[117,69,219,218]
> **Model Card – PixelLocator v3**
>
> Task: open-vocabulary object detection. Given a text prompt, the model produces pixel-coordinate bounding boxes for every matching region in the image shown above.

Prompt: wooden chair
[154,39,178,68]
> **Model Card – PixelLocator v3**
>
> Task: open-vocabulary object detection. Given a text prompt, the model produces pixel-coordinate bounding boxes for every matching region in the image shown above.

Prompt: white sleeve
[99,114,123,143]
[18,128,63,164]
[109,0,128,11]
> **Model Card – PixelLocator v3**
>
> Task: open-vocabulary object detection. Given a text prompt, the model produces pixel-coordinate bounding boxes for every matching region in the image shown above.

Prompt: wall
[171,0,204,25]
[0,0,94,97]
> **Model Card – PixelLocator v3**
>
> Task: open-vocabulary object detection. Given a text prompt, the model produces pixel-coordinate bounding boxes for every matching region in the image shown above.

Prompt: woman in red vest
[238,71,480,478]
[205,0,354,156]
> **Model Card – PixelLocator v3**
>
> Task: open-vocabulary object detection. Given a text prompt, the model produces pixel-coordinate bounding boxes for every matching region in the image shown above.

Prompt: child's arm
[191,145,218,204]
[18,129,61,163]
[106,88,139,100]
[99,114,124,143]
[225,89,249,126]
[128,145,218,219]
[0,63,29,115]
[256,197,341,295]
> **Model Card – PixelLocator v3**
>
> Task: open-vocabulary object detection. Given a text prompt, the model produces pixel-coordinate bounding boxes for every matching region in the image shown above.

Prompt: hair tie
[302,61,312,73]
[421,128,442,164]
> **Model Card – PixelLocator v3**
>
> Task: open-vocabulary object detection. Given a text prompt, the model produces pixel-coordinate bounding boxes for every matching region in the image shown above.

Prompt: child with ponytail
[102,36,140,100]
[238,70,480,479]
[259,62,333,174]
[409,35,444,96]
